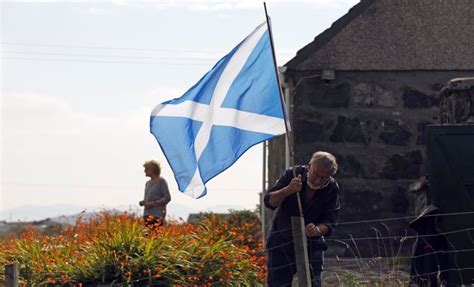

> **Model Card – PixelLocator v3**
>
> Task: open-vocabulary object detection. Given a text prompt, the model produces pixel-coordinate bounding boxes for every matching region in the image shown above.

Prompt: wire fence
[263,211,474,286]
[3,211,474,286]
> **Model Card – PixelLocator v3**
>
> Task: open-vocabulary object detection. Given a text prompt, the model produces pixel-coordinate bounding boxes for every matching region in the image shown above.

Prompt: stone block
[334,154,364,178]
[382,150,423,180]
[330,116,369,144]
[305,82,351,108]
[352,82,398,108]
[378,119,412,146]
[340,189,384,218]
[294,119,323,144]
[402,88,436,108]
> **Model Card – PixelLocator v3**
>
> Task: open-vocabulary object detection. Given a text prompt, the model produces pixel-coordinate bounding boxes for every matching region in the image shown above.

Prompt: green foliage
[0,211,266,286]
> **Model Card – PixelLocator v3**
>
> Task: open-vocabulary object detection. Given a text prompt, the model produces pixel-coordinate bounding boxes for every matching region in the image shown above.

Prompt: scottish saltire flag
[150,22,286,198]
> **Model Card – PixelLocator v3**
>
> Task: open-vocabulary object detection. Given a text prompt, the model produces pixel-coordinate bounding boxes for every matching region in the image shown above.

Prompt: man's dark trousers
[267,239,324,286]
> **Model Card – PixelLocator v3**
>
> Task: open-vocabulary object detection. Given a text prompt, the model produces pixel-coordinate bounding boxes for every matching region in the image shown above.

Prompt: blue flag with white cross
[150,22,286,198]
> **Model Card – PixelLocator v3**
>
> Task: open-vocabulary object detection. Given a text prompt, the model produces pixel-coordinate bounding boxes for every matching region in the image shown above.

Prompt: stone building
[264,0,474,256]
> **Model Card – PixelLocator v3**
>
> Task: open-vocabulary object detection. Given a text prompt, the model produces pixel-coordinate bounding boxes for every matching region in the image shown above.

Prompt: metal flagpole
[263,2,303,216]
[263,3,312,286]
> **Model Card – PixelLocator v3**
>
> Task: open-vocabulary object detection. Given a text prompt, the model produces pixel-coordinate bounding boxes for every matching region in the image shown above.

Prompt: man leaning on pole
[264,151,341,286]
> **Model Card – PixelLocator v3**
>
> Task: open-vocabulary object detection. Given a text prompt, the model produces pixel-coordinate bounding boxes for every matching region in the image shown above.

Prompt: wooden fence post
[5,264,19,287]
[291,216,312,286]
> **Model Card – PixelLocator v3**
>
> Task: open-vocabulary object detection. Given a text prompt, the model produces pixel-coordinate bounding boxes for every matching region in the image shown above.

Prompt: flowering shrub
[0,211,266,286]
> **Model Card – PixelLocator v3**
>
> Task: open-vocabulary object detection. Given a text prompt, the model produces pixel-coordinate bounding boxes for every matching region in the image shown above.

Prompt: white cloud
[3,92,117,137]
[87,7,114,15]
[2,87,186,140]
[1,90,264,213]
[1,91,154,205]
[1,0,360,217]
[144,86,184,106]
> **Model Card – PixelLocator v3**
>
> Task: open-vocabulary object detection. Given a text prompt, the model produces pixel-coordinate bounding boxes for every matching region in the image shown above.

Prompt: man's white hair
[309,151,338,175]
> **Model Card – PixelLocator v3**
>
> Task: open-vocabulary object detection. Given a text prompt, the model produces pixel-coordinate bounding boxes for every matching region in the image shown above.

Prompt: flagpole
[263,2,303,217]
[263,4,312,286]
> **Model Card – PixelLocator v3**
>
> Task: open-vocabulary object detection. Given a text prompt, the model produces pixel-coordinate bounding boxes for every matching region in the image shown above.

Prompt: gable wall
[266,70,474,256]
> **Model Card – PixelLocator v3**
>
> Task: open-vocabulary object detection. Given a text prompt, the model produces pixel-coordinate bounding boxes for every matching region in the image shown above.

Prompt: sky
[0,0,358,221]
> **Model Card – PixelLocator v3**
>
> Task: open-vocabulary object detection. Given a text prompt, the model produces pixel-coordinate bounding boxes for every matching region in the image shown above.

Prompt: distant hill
[0,203,247,223]
[0,204,88,222]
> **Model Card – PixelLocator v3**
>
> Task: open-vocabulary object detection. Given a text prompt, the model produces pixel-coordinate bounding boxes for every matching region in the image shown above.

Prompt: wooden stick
[5,264,19,287]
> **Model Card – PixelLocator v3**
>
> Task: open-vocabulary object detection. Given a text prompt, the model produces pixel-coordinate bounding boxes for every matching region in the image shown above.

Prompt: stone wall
[267,70,474,256]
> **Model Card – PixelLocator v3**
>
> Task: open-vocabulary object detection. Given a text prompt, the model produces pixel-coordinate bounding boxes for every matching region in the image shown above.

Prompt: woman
[139,160,171,227]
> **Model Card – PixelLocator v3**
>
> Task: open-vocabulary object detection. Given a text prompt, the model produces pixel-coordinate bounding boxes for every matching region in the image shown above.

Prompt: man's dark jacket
[264,165,341,250]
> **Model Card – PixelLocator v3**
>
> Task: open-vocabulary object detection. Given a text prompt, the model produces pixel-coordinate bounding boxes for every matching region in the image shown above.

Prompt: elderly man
[264,151,341,286]
[139,160,171,227]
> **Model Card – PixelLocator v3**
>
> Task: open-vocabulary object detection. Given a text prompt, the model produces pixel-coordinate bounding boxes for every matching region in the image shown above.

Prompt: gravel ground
[322,257,411,286]
[290,257,411,286]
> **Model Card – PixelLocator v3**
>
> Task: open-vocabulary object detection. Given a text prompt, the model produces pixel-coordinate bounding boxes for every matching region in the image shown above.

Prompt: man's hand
[267,174,303,209]
[139,200,145,206]
[305,223,322,238]
[286,174,302,194]
[143,201,156,209]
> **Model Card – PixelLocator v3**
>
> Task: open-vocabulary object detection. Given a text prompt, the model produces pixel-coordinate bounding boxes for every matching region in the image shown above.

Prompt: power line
[1,41,226,54]
[1,50,215,62]
[336,211,474,226]
[326,227,474,242]
[1,56,211,66]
